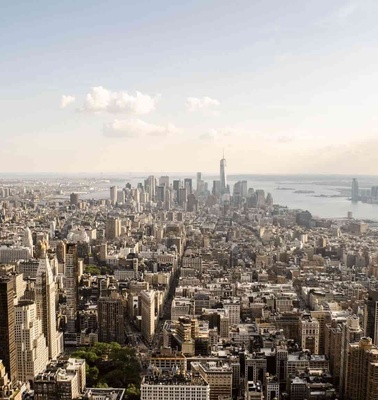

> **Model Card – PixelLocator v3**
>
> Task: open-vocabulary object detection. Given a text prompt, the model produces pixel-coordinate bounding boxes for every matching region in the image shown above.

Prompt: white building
[141,375,209,400]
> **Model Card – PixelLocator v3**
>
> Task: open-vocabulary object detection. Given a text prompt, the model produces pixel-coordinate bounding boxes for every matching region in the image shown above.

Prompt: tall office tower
[35,248,61,359]
[0,277,17,383]
[300,315,319,354]
[98,290,125,344]
[351,178,359,202]
[344,337,378,400]
[173,179,181,201]
[187,194,198,212]
[340,315,364,398]
[164,187,172,210]
[156,185,166,203]
[365,288,378,344]
[255,190,266,207]
[22,227,34,257]
[196,172,202,192]
[220,153,227,195]
[110,185,117,205]
[241,180,248,197]
[117,189,125,204]
[212,180,221,197]
[70,192,79,206]
[105,217,121,240]
[140,290,156,343]
[266,193,274,207]
[15,300,49,382]
[178,187,187,207]
[184,178,193,195]
[133,188,140,203]
[232,181,243,206]
[159,175,170,187]
[65,244,81,336]
[145,175,156,201]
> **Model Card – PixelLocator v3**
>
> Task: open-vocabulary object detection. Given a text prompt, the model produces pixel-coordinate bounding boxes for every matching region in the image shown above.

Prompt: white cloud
[81,86,157,114]
[103,118,178,138]
[199,128,237,141]
[60,95,76,108]
[186,96,220,113]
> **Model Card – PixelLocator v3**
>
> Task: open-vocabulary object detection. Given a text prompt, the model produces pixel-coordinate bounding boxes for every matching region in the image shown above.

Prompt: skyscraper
[110,186,117,205]
[65,244,81,337]
[22,227,34,257]
[70,193,79,206]
[351,178,359,202]
[140,290,156,343]
[184,178,193,195]
[0,277,17,383]
[344,337,378,400]
[35,247,61,359]
[105,217,121,240]
[220,153,227,195]
[98,289,125,344]
[15,300,49,382]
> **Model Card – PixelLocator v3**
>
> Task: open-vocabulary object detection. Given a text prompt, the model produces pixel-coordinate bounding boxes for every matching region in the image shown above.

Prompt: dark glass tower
[0,277,17,382]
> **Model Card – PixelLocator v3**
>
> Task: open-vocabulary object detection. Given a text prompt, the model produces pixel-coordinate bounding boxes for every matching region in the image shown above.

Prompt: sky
[1,0,378,175]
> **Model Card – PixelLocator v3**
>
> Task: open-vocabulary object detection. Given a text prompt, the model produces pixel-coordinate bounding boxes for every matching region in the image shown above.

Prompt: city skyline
[1,1,378,174]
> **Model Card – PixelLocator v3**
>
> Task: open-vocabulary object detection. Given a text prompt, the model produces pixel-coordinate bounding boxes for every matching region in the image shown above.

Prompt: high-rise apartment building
[0,277,17,383]
[15,300,49,382]
[65,244,81,332]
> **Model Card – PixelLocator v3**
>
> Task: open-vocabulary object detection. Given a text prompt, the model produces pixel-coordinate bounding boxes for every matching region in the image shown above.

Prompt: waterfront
[79,174,378,221]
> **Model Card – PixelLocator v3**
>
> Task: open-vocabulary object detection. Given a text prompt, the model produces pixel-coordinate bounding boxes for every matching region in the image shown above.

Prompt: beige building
[140,290,156,343]
[192,361,232,400]
[344,337,378,400]
[300,315,319,354]
[15,300,48,382]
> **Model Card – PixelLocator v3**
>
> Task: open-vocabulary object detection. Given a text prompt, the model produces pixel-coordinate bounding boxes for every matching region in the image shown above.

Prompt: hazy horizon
[2,1,378,174]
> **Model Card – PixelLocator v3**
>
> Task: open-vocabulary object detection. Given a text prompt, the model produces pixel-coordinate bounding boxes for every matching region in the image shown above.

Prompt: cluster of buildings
[0,161,378,400]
